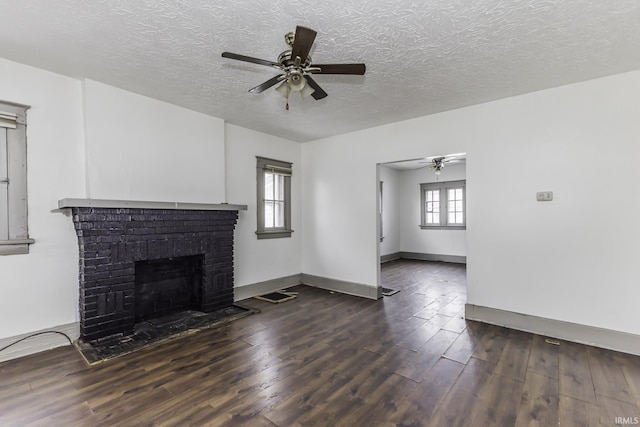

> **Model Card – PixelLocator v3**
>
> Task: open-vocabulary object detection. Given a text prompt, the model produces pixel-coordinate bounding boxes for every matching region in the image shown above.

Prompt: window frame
[0,100,33,255]
[419,180,466,230]
[256,156,293,240]
[379,180,384,242]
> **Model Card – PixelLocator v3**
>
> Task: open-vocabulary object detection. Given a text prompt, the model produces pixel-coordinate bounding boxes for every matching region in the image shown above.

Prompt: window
[424,188,440,225]
[0,101,33,255]
[256,156,292,239]
[420,180,466,229]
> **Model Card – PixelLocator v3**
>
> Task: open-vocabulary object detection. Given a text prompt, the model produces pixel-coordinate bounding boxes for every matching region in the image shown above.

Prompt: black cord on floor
[0,331,73,353]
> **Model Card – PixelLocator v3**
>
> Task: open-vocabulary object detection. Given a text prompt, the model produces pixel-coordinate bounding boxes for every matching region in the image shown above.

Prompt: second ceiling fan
[222,26,365,109]
[419,153,466,176]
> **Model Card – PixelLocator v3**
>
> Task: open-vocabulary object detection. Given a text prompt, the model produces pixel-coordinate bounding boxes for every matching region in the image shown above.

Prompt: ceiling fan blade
[248,74,286,93]
[304,76,328,100]
[310,63,366,75]
[222,52,281,68]
[291,26,317,63]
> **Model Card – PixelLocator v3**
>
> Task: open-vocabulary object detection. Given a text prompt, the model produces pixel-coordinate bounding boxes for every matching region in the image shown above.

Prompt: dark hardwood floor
[1,259,639,426]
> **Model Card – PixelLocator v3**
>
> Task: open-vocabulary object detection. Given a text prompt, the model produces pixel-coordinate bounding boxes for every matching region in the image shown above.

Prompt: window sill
[0,239,35,255]
[256,230,293,240]
[419,225,466,230]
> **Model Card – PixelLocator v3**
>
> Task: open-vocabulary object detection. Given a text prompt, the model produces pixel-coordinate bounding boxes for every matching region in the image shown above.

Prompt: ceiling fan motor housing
[277,50,312,68]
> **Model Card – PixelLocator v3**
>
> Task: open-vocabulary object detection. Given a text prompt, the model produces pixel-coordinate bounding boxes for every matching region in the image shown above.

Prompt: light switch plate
[536,191,553,201]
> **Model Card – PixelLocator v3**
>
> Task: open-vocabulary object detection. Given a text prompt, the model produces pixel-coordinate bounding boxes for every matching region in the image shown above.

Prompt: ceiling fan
[222,26,366,109]
[419,153,466,175]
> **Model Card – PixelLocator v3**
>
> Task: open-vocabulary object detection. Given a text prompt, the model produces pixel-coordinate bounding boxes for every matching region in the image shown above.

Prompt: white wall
[378,165,401,256]
[225,124,302,288]
[0,58,85,339]
[0,61,282,347]
[83,80,226,203]
[398,163,466,257]
[466,71,640,335]
[302,70,640,337]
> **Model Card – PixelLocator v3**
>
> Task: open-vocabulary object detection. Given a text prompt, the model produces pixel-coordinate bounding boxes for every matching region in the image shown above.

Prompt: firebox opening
[134,255,204,324]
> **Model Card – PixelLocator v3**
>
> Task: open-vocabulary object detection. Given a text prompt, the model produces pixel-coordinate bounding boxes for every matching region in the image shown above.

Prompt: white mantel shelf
[58,198,248,211]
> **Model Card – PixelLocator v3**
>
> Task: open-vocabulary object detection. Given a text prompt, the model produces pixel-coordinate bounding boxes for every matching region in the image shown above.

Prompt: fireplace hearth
[59,198,247,343]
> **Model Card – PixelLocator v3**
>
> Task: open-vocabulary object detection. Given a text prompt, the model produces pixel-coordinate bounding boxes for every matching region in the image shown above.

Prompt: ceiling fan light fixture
[275,81,290,98]
[299,78,316,99]
[287,71,306,91]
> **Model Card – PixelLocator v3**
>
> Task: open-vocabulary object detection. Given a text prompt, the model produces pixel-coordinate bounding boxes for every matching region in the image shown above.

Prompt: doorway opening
[376,153,467,299]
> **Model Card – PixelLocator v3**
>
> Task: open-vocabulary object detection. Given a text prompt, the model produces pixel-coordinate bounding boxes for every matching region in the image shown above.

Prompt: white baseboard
[0,322,79,363]
[301,273,381,300]
[234,274,302,301]
[465,303,640,356]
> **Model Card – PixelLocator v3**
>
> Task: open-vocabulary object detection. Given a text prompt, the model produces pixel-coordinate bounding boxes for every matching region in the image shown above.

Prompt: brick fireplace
[58,199,246,343]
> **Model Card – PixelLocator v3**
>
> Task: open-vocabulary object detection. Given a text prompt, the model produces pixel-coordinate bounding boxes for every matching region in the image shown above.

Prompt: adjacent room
[379,155,467,266]
[1,1,639,425]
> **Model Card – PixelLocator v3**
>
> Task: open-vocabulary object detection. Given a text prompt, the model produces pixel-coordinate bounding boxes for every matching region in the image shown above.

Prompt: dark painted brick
[73,207,239,341]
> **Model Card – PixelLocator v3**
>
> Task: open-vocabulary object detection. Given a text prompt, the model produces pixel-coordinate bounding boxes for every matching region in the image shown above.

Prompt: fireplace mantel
[58,198,247,211]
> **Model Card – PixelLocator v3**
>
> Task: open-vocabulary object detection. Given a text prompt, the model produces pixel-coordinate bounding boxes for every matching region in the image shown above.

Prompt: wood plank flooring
[0,259,639,426]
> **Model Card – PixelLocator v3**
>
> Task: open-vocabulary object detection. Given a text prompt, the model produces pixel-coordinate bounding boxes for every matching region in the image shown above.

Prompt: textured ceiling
[0,1,639,142]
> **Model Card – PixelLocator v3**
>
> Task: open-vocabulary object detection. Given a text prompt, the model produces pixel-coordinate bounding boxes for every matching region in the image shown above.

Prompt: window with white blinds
[0,101,33,255]
[256,156,293,239]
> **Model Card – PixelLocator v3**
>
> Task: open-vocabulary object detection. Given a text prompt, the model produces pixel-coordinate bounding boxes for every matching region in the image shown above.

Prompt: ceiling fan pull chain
[286,101,289,111]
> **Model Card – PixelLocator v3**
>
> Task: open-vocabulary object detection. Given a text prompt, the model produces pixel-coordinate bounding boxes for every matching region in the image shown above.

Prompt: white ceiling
[1,1,639,142]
